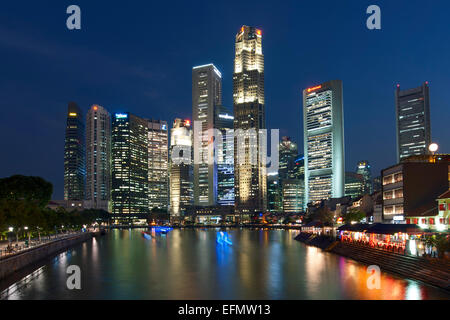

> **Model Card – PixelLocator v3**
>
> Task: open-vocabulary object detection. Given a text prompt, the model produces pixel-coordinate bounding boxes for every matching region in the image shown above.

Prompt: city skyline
[1,1,450,200]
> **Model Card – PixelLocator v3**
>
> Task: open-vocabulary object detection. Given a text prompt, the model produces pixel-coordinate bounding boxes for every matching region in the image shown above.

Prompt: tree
[343,208,366,224]
[0,175,52,208]
[304,205,334,225]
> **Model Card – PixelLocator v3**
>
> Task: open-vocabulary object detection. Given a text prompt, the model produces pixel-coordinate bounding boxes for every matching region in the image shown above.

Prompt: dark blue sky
[0,0,449,199]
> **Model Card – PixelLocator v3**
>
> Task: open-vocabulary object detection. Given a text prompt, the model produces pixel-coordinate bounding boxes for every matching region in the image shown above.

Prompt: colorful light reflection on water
[2,229,448,300]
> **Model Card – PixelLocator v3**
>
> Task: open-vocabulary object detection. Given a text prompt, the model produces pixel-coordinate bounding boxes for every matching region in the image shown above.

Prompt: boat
[141,231,152,240]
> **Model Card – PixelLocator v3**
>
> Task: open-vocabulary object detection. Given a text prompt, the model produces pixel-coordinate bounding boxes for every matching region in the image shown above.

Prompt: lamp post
[428,143,438,155]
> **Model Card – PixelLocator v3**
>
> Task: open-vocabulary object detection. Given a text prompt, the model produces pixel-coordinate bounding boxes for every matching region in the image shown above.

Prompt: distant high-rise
[282,179,304,213]
[303,80,345,205]
[233,25,267,216]
[111,112,149,215]
[279,137,298,182]
[170,119,193,217]
[85,105,110,211]
[345,172,365,200]
[356,160,373,194]
[64,102,85,201]
[395,82,431,162]
[148,119,169,211]
[216,105,235,206]
[267,173,281,213]
[192,64,222,206]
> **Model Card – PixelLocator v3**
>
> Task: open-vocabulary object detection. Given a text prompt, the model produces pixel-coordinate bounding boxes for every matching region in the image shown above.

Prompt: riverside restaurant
[337,223,425,256]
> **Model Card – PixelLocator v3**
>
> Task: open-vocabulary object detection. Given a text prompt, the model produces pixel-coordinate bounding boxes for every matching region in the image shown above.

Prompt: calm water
[3,229,449,300]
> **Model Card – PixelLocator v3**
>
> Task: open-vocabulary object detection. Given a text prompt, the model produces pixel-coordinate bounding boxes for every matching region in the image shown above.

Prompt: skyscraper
[267,173,281,213]
[345,172,365,200]
[85,105,111,211]
[111,112,149,215]
[279,136,298,181]
[64,102,85,201]
[192,64,222,206]
[170,118,193,218]
[395,82,431,162]
[233,25,267,217]
[303,80,345,205]
[356,160,373,194]
[148,119,169,211]
[216,105,235,206]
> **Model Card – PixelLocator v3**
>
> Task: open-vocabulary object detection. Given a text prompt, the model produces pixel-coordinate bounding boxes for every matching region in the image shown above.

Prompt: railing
[0,232,84,259]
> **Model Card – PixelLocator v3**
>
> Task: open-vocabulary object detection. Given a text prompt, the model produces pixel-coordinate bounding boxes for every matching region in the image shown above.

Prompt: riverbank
[108,224,302,230]
[0,232,95,282]
[294,232,450,292]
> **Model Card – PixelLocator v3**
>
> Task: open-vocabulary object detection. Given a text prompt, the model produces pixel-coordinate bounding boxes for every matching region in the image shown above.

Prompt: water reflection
[3,229,449,300]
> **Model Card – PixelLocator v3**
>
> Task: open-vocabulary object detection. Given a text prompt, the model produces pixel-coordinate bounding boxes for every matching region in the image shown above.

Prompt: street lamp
[428,143,438,154]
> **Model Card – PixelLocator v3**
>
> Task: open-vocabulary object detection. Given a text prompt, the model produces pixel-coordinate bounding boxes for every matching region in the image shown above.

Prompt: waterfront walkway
[330,241,450,291]
[0,232,89,260]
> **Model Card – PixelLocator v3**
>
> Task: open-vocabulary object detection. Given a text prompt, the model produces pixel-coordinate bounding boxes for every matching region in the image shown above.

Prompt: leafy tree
[343,208,366,224]
[0,175,52,208]
[304,205,334,225]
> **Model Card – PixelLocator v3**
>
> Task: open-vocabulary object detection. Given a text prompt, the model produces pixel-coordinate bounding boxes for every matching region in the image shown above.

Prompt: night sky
[0,0,449,199]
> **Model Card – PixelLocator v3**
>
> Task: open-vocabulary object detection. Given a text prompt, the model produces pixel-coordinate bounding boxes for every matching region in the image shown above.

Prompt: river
[2,228,449,300]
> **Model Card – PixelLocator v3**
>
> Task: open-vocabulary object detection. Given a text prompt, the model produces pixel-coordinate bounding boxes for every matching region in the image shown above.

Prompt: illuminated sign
[115,113,128,119]
[69,113,77,117]
[219,114,234,120]
[307,85,322,93]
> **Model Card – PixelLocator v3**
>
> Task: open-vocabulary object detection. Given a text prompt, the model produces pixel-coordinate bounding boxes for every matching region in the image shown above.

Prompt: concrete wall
[0,233,92,281]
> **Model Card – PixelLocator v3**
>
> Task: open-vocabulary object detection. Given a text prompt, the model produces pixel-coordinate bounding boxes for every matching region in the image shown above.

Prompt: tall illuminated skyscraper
[233,25,267,217]
[111,112,149,215]
[148,119,169,211]
[192,64,222,206]
[169,119,193,218]
[303,80,345,205]
[85,105,111,211]
[395,82,431,162]
[64,102,85,201]
[279,136,298,182]
[216,105,234,206]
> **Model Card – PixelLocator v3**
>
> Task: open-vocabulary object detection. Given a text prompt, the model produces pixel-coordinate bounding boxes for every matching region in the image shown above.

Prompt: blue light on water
[216,232,232,245]
[151,227,173,233]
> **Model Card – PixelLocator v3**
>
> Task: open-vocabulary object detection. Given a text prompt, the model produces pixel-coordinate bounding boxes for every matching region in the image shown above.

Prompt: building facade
[303,80,345,205]
[381,155,449,224]
[345,172,365,200]
[148,119,169,211]
[356,160,373,195]
[64,102,86,201]
[267,173,282,213]
[279,136,298,182]
[395,82,431,162]
[216,105,235,206]
[111,113,149,215]
[85,105,111,211]
[169,118,193,218]
[233,25,267,216]
[282,179,304,213]
[192,64,222,206]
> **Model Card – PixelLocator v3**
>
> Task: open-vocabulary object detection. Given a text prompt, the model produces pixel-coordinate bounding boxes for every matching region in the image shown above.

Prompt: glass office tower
[85,105,111,211]
[64,102,85,201]
[111,112,149,215]
[395,82,431,162]
[233,25,267,217]
[303,80,345,205]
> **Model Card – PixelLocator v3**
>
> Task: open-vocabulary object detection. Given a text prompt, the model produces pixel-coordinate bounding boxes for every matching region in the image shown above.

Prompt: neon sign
[115,113,128,119]
[307,85,322,93]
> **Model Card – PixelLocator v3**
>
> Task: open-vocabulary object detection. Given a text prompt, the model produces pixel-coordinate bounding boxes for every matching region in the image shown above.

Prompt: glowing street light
[8,227,13,232]
[428,143,438,153]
